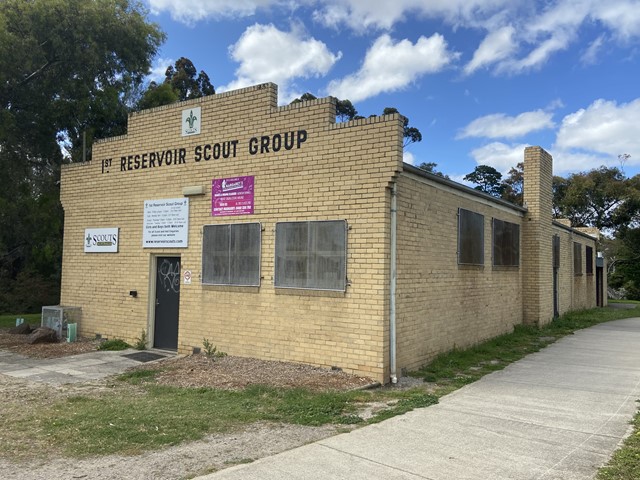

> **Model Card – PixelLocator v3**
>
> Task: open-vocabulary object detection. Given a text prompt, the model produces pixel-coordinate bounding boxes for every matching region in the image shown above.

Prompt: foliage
[98,339,131,351]
[501,162,524,205]
[202,338,227,358]
[134,330,148,350]
[553,166,639,232]
[0,0,164,314]
[417,162,449,179]
[382,107,422,147]
[289,95,422,147]
[137,57,214,109]
[609,228,640,300]
[464,165,503,196]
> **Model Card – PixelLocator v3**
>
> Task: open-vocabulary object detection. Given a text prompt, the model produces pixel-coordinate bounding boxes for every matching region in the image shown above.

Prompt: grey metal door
[154,257,180,349]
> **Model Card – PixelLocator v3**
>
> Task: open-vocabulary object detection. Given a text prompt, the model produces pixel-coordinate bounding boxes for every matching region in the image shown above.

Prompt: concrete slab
[197,317,640,480]
[0,348,172,385]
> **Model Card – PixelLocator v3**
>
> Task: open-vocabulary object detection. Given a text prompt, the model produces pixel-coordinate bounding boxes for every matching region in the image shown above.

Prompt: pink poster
[212,176,255,216]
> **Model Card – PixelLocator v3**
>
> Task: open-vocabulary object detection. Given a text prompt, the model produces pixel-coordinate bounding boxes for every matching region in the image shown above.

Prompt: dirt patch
[0,327,101,358]
[144,354,377,392]
[0,328,381,479]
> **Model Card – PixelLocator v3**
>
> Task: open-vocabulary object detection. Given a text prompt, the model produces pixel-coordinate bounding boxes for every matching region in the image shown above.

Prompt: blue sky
[144,0,640,182]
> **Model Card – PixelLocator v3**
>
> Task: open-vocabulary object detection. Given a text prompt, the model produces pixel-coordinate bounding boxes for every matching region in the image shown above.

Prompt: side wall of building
[553,224,598,315]
[395,172,524,372]
[60,84,403,382]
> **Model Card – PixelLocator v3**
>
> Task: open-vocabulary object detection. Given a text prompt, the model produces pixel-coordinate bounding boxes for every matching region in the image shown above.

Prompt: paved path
[0,349,152,385]
[199,317,640,480]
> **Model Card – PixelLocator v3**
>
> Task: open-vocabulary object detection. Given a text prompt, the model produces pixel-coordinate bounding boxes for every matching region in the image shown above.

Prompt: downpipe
[389,182,398,384]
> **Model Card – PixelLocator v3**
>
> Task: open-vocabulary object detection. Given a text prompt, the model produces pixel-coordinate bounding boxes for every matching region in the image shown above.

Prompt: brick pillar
[522,147,554,326]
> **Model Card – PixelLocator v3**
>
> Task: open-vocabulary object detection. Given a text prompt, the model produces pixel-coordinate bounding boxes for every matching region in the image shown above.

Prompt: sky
[143,0,640,183]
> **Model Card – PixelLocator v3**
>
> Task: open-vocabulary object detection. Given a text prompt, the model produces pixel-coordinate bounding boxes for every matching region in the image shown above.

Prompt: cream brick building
[60,84,604,383]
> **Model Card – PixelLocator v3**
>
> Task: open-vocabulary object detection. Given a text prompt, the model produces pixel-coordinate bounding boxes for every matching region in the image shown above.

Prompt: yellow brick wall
[60,83,403,382]
[59,83,602,384]
[522,147,555,326]
[395,172,524,371]
[553,225,597,314]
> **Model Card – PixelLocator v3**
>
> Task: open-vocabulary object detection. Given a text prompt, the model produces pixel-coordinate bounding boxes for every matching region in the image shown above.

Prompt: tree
[382,107,422,147]
[608,228,640,300]
[336,99,357,122]
[417,162,448,179]
[501,162,524,205]
[0,0,164,312]
[138,57,215,110]
[552,167,638,232]
[464,165,503,196]
[289,96,422,148]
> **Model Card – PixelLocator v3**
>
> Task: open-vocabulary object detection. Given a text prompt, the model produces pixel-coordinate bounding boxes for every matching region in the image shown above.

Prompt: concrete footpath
[199,317,640,480]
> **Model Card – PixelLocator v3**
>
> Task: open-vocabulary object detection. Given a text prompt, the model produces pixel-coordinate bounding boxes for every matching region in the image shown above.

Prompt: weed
[202,338,227,358]
[118,369,158,385]
[134,330,147,350]
[98,338,131,351]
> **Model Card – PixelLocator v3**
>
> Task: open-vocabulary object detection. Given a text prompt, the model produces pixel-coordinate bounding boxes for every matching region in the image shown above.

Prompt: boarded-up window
[275,220,347,291]
[553,235,560,269]
[458,208,484,265]
[492,219,520,266]
[586,245,594,275]
[202,223,261,286]
[574,242,582,275]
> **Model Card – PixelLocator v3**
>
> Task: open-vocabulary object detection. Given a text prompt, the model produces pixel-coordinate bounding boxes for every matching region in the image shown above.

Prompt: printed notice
[143,198,189,248]
[212,176,254,216]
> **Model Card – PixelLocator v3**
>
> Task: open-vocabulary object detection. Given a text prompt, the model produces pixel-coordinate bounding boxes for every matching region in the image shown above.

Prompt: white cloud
[147,57,173,83]
[327,34,457,102]
[555,98,640,159]
[469,142,529,174]
[312,0,512,32]
[590,0,640,41]
[403,151,416,166]
[580,34,606,65]
[148,0,283,24]
[464,26,517,75]
[458,110,555,139]
[548,150,612,174]
[219,24,341,103]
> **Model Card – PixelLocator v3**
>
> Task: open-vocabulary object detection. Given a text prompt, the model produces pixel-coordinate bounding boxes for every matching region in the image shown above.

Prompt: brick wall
[395,172,524,372]
[60,83,601,384]
[60,83,403,382]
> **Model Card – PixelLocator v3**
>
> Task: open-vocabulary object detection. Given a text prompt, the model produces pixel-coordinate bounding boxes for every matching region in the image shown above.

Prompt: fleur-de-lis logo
[185,110,198,129]
[86,233,92,248]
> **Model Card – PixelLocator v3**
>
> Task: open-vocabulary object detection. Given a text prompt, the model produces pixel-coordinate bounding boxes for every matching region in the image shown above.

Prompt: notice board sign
[212,176,254,216]
[143,198,189,248]
[84,227,119,253]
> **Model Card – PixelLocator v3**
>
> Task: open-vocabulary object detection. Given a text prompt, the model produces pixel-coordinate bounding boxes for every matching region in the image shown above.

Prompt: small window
[573,242,582,275]
[492,219,520,266]
[458,209,484,265]
[552,235,560,269]
[586,245,594,275]
[202,223,261,286]
[275,220,347,291]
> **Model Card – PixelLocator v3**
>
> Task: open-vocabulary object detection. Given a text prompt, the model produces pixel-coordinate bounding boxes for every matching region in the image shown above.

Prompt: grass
[41,384,372,456]
[1,304,639,464]
[608,299,640,305]
[0,313,41,329]
[411,304,640,395]
[597,405,640,480]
